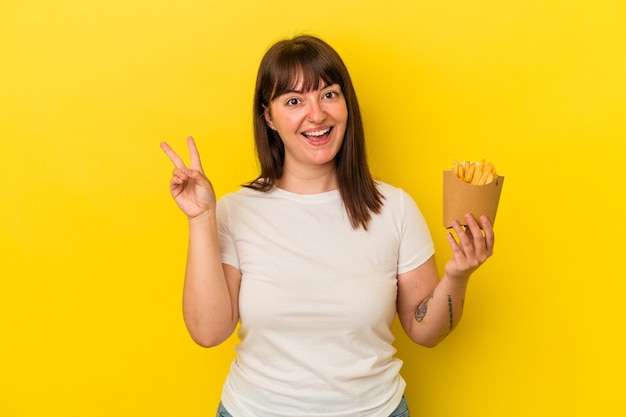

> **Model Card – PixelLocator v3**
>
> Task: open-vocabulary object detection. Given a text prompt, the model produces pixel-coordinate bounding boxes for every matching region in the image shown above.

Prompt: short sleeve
[396,189,435,275]
[216,196,240,269]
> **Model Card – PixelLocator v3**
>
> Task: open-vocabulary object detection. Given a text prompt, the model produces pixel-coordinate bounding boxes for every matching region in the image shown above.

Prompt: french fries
[451,159,497,185]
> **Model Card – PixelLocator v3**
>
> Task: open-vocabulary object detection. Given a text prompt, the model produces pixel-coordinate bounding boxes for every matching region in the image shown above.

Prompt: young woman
[160,35,494,417]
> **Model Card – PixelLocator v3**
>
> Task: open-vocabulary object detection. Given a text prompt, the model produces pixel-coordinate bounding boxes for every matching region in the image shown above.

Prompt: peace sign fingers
[160,136,204,172]
[160,136,216,219]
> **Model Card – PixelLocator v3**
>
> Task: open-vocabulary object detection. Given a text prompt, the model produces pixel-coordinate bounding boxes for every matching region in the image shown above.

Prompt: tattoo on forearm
[448,295,454,331]
[415,292,434,322]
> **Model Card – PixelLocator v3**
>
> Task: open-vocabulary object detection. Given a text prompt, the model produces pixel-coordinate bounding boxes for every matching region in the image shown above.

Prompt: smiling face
[252,36,367,193]
[264,80,348,176]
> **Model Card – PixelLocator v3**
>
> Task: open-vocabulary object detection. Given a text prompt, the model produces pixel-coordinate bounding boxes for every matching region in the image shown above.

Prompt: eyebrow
[283,83,334,95]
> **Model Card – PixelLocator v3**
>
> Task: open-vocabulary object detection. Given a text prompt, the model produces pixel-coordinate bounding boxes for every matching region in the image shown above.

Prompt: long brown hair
[246,35,383,230]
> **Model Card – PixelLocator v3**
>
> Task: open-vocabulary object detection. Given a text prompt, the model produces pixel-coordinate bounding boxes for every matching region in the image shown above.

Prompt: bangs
[268,46,343,100]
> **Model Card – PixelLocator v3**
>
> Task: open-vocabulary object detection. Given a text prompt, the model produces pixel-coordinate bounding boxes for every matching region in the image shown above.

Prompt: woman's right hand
[160,136,217,219]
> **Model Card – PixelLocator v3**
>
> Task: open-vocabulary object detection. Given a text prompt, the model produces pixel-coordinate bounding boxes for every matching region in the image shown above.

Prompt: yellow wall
[2,1,624,415]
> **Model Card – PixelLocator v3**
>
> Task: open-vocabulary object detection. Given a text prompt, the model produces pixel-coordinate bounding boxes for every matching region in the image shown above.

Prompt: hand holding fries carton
[443,160,504,228]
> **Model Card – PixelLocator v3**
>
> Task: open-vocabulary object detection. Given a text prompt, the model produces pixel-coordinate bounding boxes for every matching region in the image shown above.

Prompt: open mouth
[302,127,332,142]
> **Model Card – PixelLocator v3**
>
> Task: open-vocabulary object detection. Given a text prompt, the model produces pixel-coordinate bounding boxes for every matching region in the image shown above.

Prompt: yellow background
[2,0,624,416]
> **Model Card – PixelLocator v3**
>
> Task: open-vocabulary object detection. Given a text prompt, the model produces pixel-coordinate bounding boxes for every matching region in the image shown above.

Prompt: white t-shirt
[216,182,435,417]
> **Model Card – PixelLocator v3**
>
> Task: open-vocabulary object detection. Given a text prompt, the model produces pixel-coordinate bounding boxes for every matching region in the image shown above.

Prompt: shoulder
[216,187,266,219]
[375,181,415,208]
[374,181,430,229]
[217,186,306,218]
[218,186,267,205]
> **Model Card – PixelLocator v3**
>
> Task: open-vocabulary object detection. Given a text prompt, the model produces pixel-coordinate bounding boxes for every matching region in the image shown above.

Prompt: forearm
[407,274,469,347]
[183,211,236,347]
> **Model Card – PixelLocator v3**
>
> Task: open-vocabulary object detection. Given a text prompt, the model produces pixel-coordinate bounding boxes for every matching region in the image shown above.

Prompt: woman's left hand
[444,214,495,281]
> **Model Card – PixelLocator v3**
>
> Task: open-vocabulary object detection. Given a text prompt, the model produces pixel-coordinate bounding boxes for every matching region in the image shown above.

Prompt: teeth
[304,128,331,137]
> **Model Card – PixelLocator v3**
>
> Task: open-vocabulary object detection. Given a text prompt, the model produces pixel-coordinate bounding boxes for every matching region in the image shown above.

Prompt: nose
[307,100,327,123]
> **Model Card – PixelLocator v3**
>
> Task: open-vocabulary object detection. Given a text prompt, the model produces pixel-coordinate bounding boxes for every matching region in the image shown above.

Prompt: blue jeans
[216,395,410,417]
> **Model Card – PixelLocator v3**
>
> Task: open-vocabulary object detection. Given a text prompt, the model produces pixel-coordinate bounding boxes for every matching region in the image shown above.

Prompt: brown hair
[246,35,383,230]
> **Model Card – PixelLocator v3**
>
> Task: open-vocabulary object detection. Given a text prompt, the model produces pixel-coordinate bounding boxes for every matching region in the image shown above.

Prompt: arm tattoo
[415,292,434,322]
[448,295,454,331]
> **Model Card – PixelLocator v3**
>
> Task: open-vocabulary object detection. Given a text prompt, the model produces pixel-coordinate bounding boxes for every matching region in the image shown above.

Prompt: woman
[160,35,494,417]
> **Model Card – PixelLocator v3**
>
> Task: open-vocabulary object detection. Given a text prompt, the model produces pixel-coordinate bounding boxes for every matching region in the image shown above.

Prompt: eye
[322,89,341,100]
[286,97,301,106]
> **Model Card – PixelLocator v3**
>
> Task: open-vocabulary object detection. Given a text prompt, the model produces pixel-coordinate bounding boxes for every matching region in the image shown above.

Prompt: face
[264,80,348,174]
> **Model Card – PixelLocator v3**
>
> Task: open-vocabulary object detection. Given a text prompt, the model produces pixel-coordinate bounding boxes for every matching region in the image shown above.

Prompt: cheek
[335,109,348,128]
[336,103,349,124]
[275,114,303,134]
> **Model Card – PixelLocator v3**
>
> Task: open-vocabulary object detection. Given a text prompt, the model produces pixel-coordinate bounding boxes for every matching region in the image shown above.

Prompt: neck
[276,164,338,194]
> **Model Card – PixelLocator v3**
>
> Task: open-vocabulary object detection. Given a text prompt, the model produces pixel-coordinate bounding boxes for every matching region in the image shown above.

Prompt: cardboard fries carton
[443,170,504,228]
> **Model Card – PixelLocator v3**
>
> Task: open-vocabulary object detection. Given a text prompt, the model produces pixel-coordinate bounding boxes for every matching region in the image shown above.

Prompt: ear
[263,105,276,130]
